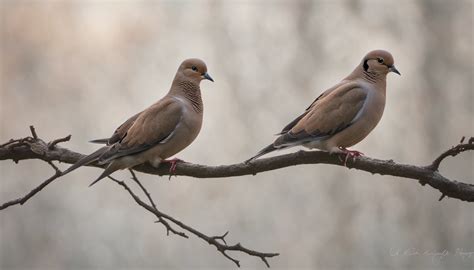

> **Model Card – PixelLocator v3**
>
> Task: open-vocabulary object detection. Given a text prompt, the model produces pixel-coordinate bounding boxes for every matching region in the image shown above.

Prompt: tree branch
[1,127,473,202]
[0,160,62,210]
[1,127,473,266]
[110,171,278,267]
[0,126,278,267]
[127,169,188,238]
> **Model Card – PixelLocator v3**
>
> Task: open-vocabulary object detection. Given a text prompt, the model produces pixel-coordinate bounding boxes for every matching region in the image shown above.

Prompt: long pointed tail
[88,161,121,187]
[245,144,279,163]
[89,138,109,144]
[62,146,108,176]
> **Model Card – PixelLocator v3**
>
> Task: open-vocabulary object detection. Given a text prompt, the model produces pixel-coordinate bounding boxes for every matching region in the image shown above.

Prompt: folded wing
[274,83,367,147]
[97,98,183,164]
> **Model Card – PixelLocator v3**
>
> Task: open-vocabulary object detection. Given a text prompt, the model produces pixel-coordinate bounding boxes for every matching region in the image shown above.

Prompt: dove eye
[377,58,384,64]
[191,66,198,72]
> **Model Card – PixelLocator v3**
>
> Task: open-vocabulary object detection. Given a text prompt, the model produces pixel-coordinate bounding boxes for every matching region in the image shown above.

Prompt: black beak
[389,65,401,76]
[202,72,214,82]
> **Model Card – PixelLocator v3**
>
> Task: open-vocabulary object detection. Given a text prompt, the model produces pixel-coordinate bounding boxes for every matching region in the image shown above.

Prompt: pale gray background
[1,0,473,269]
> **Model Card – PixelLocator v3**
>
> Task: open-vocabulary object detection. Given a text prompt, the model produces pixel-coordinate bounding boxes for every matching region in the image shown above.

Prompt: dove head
[175,58,214,85]
[361,50,400,77]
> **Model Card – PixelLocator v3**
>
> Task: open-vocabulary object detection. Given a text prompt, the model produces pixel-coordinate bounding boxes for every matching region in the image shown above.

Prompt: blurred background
[1,0,473,269]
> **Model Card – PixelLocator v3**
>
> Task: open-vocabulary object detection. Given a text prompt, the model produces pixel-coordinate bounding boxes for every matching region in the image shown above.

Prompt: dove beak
[389,65,401,76]
[202,72,214,82]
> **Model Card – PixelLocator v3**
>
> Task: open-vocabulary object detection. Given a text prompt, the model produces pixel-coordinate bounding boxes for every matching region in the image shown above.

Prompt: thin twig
[127,169,188,238]
[0,161,62,210]
[211,231,229,245]
[48,135,72,149]
[438,193,446,201]
[0,139,17,148]
[109,176,278,267]
[429,137,474,171]
[29,125,38,140]
[129,169,157,208]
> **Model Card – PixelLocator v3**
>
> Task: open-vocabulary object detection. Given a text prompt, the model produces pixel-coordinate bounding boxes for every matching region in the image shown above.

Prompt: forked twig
[109,174,278,267]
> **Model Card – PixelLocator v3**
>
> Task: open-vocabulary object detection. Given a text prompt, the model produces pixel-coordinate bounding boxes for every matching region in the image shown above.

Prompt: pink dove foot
[338,147,364,166]
[162,158,183,179]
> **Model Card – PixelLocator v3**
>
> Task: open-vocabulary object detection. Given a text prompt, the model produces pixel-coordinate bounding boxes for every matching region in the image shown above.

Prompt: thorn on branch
[211,231,229,245]
[261,257,271,268]
[439,193,446,201]
[207,234,278,268]
[220,251,240,268]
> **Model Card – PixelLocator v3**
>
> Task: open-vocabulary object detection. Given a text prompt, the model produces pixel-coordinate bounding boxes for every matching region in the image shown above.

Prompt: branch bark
[0,127,473,266]
[1,127,473,202]
[0,127,280,267]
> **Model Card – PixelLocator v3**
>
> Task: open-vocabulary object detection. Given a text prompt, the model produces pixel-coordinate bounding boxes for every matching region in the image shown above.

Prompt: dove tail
[245,144,279,163]
[88,161,121,187]
[62,146,108,176]
[89,138,109,144]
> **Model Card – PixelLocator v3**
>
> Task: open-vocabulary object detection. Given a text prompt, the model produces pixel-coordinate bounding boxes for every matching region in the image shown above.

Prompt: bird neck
[362,70,385,84]
[345,66,387,89]
[171,80,203,114]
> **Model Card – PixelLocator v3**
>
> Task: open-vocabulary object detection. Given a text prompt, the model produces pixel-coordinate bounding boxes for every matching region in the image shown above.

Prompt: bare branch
[109,175,278,267]
[127,169,188,238]
[211,231,229,245]
[48,134,72,150]
[1,126,472,267]
[1,129,472,202]
[0,160,62,210]
[429,136,474,171]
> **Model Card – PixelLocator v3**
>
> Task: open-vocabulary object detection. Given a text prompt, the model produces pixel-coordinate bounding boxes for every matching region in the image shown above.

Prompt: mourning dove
[247,50,400,162]
[63,58,214,186]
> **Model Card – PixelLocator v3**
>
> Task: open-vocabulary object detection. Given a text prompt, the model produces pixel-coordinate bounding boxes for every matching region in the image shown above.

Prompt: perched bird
[63,58,214,186]
[247,50,400,163]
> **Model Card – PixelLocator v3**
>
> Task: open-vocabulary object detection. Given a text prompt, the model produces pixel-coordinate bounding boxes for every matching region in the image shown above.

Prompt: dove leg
[338,147,364,166]
[161,158,183,176]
